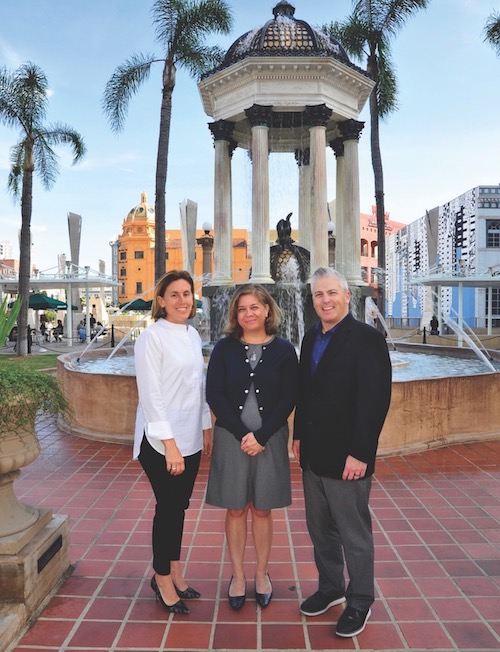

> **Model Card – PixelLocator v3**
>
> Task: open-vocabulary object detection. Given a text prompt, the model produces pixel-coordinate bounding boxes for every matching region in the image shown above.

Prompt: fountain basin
[57,349,137,444]
[57,346,500,454]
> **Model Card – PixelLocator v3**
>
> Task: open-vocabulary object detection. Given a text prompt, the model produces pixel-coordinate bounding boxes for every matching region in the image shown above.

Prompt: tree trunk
[154,61,175,282]
[16,166,34,356]
[368,64,386,320]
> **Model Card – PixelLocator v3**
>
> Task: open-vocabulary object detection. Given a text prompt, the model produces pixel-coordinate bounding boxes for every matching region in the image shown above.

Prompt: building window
[134,251,144,259]
[371,241,377,258]
[487,220,500,247]
[370,269,377,284]
[361,266,368,282]
[165,252,169,260]
[136,282,143,294]
[361,239,368,256]
[120,267,126,277]
[119,251,126,260]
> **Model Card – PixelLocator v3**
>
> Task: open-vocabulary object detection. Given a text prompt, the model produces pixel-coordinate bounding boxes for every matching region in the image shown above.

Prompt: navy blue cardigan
[206,335,299,446]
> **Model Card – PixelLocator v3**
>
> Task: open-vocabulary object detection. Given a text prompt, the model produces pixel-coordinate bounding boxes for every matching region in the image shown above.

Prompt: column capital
[338,119,365,142]
[245,104,273,128]
[329,137,344,158]
[209,119,234,142]
[304,104,332,128]
[210,121,238,157]
[294,147,310,167]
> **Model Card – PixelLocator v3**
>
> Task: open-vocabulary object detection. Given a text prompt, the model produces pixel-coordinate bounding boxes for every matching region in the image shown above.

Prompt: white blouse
[133,318,212,460]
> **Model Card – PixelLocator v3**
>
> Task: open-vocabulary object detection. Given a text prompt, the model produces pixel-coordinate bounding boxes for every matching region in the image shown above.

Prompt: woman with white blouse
[134,270,212,615]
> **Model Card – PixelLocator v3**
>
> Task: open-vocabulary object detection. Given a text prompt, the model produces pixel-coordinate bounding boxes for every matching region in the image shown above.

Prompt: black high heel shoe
[151,575,190,614]
[175,585,201,600]
[255,574,272,608]
[228,576,246,610]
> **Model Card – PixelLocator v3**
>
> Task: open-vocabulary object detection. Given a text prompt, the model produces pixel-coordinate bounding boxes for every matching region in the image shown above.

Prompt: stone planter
[0,423,41,538]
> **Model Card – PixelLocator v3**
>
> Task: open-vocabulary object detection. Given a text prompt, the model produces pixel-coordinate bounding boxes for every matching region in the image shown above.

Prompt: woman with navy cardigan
[206,284,298,610]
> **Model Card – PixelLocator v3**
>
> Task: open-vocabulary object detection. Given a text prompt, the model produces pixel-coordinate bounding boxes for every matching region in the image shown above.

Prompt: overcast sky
[0,0,498,272]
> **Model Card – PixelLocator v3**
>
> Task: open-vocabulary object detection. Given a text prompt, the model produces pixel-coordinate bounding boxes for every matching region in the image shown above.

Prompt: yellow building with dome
[116,193,252,303]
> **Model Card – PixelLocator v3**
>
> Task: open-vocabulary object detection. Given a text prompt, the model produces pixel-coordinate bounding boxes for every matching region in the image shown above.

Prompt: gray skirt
[206,424,292,510]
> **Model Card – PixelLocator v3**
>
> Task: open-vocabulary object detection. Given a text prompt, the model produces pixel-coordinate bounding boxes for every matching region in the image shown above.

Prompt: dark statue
[270,213,310,283]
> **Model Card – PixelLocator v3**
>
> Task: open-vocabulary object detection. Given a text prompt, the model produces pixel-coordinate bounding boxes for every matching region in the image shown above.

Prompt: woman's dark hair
[152,270,196,321]
[224,284,281,338]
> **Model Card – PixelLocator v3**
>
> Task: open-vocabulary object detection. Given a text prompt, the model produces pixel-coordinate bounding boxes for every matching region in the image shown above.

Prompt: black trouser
[138,435,201,575]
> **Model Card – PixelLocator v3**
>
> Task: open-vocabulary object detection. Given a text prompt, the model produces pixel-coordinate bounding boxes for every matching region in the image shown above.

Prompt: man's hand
[292,439,300,462]
[342,454,367,481]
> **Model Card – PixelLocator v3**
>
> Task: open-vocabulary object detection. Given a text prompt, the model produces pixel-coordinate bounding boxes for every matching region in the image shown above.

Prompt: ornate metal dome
[221,1,350,68]
[125,192,155,223]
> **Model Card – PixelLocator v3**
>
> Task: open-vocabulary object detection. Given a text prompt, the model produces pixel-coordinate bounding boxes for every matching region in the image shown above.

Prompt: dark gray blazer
[293,312,392,479]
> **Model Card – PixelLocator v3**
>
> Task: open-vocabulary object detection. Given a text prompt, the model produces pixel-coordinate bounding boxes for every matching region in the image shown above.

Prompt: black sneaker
[335,606,371,637]
[300,591,346,616]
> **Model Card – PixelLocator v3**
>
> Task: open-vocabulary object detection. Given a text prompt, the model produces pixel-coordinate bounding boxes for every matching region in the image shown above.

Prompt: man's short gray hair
[310,267,349,293]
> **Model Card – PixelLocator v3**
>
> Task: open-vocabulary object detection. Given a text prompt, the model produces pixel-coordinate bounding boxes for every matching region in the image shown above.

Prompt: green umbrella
[25,293,68,310]
[119,298,152,311]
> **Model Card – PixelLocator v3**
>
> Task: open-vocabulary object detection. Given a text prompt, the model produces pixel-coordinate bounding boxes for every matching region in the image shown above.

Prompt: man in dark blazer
[292,267,392,638]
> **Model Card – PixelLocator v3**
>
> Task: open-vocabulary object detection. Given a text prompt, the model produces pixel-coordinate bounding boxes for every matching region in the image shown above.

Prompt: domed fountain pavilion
[198,0,375,287]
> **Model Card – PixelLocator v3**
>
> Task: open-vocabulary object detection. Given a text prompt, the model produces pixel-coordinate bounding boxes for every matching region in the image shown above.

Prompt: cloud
[0,38,22,68]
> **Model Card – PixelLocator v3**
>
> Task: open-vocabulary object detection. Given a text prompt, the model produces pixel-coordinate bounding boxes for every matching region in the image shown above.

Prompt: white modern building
[0,240,14,259]
[386,185,500,330]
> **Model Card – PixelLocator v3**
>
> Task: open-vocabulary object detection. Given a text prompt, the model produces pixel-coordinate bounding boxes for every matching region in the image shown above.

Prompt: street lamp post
[196,222,214,284]
[327,221,336,267]
[84,266,91,343]
[66,261,73,346]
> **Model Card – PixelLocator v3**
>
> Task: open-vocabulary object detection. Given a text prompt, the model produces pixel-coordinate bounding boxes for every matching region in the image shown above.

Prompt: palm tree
[0,62,86,355]
[484,11,500,57]
[324,0,428,317]
[103,0,233,282]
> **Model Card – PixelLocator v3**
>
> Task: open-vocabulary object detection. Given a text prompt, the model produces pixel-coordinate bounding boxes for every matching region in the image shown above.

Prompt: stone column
[305,104,332,273]
[209,120,235,285]
[295,147,312,255]
[338,119,365,286]
[246,105,274,284]
[330,137,346,276]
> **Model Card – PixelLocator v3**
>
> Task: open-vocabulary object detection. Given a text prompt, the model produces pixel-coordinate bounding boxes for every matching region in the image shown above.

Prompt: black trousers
[138,435,201,575]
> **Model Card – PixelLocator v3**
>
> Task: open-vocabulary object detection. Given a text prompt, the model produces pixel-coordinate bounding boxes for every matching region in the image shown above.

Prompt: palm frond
[153,0,232,49]
[376,44,398,118]
[152,0,182,47]
[178,44,226,76]
[7,141,28,198]
[33,134,58,190]
[375,0,430,41]
[102,53,156,131]
[484,11,500,57]
[43,123,87,163]
[323,16,367,62]
[12,62,49,126]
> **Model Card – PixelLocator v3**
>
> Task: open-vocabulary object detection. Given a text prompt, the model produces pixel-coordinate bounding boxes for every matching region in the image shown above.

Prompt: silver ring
[354,474,360,477]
